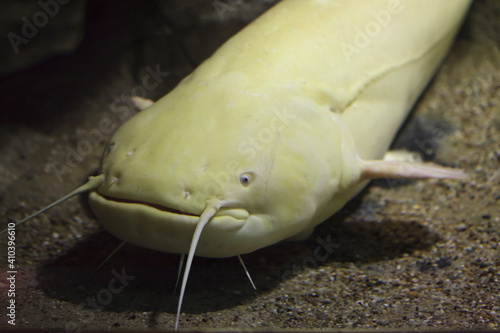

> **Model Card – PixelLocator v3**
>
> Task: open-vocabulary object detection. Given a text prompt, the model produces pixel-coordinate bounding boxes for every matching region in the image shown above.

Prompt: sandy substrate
[0,0,499,330]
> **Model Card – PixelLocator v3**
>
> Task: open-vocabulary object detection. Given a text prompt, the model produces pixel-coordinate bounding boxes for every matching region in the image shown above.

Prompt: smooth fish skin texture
[9,0,471,329]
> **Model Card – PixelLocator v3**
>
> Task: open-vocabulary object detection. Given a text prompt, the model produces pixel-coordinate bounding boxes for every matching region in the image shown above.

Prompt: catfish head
[89,73,363,259]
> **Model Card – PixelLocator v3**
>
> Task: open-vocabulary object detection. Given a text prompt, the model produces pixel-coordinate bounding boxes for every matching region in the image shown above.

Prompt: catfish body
[8,1,471,329]
[87,0,470,258]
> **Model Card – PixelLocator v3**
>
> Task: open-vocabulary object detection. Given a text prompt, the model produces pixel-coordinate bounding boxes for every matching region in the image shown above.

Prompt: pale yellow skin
[88,0,471,258]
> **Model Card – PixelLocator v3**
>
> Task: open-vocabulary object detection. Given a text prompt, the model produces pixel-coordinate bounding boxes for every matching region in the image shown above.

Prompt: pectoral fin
[360,159,466,180]
[382,149,422,163]
[131,96,154,111]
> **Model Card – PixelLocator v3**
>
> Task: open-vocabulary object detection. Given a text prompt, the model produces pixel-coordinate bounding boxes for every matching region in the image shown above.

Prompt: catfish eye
[102,143,115,161]
[106,142,115,154]
[239,172,254,187]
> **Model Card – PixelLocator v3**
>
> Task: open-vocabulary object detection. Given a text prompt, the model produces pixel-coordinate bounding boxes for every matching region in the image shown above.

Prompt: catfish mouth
[92,191,250,226]
[100,194,200,217]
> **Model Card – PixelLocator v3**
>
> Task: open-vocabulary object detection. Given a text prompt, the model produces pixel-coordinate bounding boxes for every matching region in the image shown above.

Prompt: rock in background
[0,0,87,75]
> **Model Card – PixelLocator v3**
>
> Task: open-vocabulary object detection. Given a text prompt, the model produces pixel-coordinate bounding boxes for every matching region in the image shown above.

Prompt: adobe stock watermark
[281,233,340,281]
[7,0,72,54]
[64,267,136,333]
[50,65,169,182]
[340,0,403,63]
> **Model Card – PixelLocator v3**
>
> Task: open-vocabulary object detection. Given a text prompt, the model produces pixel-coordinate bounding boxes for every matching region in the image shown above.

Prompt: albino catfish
[9,0,471,328]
